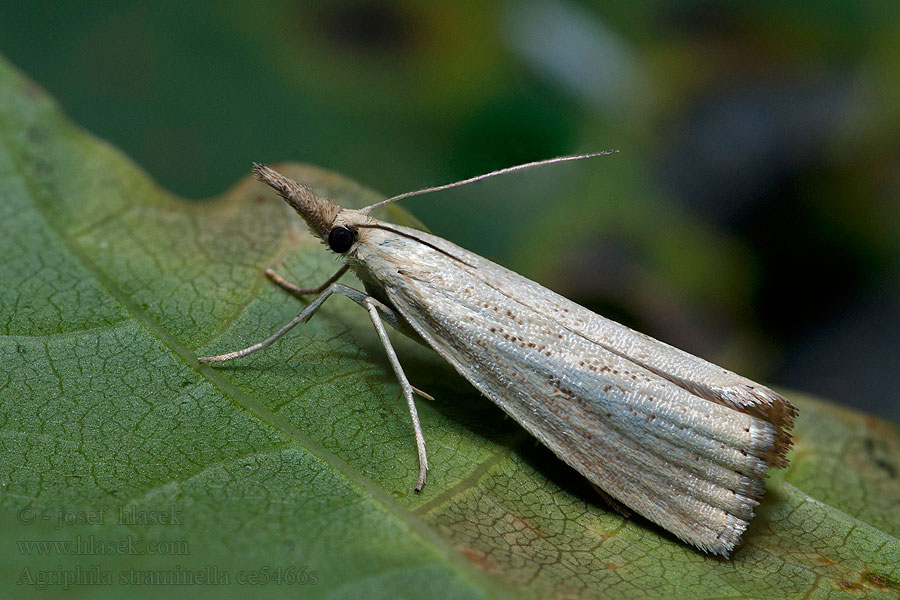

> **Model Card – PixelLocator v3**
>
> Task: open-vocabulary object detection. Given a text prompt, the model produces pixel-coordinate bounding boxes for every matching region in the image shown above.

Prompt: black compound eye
[328,226,355,253]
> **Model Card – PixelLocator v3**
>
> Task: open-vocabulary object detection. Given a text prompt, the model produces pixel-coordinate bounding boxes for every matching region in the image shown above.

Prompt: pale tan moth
[198,155,796,556]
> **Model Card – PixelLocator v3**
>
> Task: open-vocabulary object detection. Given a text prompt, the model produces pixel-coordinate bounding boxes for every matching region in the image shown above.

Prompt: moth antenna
[359,150,619,214]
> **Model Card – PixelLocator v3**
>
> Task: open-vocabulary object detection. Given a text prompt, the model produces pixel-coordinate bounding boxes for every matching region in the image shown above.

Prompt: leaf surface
[1,56,898,599]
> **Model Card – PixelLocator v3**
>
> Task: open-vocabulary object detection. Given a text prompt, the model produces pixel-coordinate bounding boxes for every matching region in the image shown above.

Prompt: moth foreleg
[265,265,349,296]
[198,281,358,364]
[363,298,429,493]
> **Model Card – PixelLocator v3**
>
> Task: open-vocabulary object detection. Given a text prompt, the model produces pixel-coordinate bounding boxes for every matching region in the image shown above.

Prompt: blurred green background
[1,1,897,420]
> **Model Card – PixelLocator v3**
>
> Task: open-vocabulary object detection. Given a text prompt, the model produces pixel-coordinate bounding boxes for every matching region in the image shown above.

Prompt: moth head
[325,209,378,255]
[252,163,340,242]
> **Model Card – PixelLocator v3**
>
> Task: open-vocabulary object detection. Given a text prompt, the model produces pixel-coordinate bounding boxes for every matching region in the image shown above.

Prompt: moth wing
[375,255,780,556]
[389,225,796,466]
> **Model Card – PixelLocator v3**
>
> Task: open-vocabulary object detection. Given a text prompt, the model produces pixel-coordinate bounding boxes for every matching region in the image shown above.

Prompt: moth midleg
[265,264,349,296]
[363,298,429,493]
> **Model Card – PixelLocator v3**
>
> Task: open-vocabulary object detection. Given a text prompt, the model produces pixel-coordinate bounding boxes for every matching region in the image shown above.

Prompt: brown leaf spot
[460,547,496,571]
[862,571,899,591]
[506,514,537,533]
[837,580,863,592]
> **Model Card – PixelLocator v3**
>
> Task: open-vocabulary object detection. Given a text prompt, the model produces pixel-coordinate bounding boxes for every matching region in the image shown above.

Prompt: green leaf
[1,55,898,599]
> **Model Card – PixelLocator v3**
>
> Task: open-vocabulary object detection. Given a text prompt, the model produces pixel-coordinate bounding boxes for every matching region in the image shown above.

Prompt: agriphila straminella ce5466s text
[198,153,796,557]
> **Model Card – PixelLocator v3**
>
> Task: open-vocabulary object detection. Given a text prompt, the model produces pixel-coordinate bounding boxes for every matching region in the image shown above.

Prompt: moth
[199,155,796,556]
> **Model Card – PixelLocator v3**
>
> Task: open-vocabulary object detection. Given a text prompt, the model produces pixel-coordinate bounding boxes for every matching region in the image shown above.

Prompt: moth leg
[197,282,430,491]
[265,264,349,296]
[363,297,429,493]
[199,282,410,364]
[591,484,633,518]
[410,386,435,401]
[199,282,363,364]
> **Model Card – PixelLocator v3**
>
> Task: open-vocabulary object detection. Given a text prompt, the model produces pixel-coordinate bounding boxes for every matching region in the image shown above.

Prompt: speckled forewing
[379,224,796,464]
[353,225,790,556]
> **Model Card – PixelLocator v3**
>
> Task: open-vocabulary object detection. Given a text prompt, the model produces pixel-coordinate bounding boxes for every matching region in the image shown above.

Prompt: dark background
[2,1,897,421]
